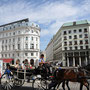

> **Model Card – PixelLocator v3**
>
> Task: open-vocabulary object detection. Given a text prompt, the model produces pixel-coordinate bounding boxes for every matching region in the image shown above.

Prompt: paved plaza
[0,81,90,90]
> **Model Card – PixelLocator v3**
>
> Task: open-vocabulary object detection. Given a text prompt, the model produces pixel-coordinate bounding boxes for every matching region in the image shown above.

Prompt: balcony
[80,43,83,45]
[64,38,67,40]
[85,42,88,44]
[74,37,77,39]
[64,44,67,46]
[74,43,78,45]
[69,44,72,45]
[85,36,88,38]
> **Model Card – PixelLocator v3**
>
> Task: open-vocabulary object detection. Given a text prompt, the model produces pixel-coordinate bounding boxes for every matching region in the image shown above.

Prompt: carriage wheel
[32,78,48,90]
[0,74,14,90]
[32,78,42,90]
[13,79,24,87]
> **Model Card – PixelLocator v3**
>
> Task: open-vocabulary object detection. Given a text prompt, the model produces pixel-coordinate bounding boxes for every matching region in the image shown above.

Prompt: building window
[74,35,77,39]
[74,30,76,33]
[80,40,83,44]
[9,33,11,36]
[13,38,15,42]
[26,37,28,40]
[70,47,72,50]
[25,44,28,49]
[13,54,14,57]
[9,39,11,42]
[5,54,7,57]
[75,46,77,50]
[6,40,7,43]
[31,30,34,33]
[79,34,82,38]
[84,28,87,32]
[80,46,83,49]
[64,47,67,50]
[86,46,88,49]
[85,40,88,44]
[31,37,33,41]
[36,52,38,56]
[64,36,67,40]
[74,41,77,45]
[9,54,10,57]
[69,36,72,39]
[2,40,4,44]
[9,45,11,50]
[64,42,67,46]
[63,31,67,35]
[25,53,28,56]
[18,31,20,34]
[13,32,15,35]
[2,46,4,51]
[17,53,19,57]
[18,44,20,50]
[36,37,38,41]
[69,41,72,45]
[6,33,8,36]
[13,45,15,50]
[30,44,34,49]
[2,54,3,58]
[85,34,88,38]
[36,44,38,49]
[5,45,7,50]
[79,29,82,32]
[31,53,34,56]
[18,37,20,41]
[68,30,71,34]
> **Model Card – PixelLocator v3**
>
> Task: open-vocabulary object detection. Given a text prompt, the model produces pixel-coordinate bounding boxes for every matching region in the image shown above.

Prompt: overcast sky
[0,0,90,51]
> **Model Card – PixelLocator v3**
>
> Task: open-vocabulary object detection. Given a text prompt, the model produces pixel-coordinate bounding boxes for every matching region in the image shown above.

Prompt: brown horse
[50,68,89,90]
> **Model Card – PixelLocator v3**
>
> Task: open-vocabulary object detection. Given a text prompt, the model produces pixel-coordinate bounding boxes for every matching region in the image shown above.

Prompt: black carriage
[0,65,52,90]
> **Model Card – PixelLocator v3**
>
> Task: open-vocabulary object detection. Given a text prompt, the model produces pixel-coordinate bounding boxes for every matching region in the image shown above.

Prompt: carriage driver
[39,54,45,65]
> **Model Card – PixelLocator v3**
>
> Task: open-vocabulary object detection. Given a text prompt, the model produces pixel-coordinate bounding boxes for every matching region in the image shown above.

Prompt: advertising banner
[0,60,3,77]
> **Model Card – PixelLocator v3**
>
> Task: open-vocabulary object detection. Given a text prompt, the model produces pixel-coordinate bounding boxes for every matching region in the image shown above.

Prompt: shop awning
[1,58,13,63]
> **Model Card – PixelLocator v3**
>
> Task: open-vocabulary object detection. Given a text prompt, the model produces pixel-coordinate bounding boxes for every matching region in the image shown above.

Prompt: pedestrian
[15,59,21,69]
[21,60,25,69]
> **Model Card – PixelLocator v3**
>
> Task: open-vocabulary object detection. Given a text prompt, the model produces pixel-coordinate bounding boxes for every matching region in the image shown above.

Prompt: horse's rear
[63,68,89,90]
[51,67,89,90]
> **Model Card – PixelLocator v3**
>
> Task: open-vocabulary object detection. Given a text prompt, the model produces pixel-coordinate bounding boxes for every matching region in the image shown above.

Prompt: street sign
[0,60,3,77]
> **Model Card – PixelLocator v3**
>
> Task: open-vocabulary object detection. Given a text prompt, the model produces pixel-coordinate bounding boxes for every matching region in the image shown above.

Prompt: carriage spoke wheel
[1,74,14,90]
[33,78,48,90]
[14,79,24,87]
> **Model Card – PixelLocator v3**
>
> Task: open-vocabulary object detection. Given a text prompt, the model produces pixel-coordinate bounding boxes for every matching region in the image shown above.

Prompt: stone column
[62,53,66,66]
[73,57,75,67]
[67,57,69,67]
[85,56,88,65]
[79,57,81,66]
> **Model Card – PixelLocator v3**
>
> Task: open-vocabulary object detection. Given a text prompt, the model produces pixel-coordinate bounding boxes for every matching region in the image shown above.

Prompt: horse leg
[56,82,61,90]
[62,81,65,90]
[84,82,89,90]
[66,81,70,90]
[80,83,83,90]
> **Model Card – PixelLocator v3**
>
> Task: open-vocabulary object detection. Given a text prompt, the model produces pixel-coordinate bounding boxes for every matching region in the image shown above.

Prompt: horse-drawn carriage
[0,64,52,90]
[0,64,90,90]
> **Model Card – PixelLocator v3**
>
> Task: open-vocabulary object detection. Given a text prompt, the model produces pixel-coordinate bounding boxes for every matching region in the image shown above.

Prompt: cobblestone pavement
[0,81,90,90]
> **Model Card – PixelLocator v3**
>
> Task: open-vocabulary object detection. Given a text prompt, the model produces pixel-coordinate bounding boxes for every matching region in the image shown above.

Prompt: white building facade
[46,39,53,61]
[0,18,40,64]
[46,20,90,67]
